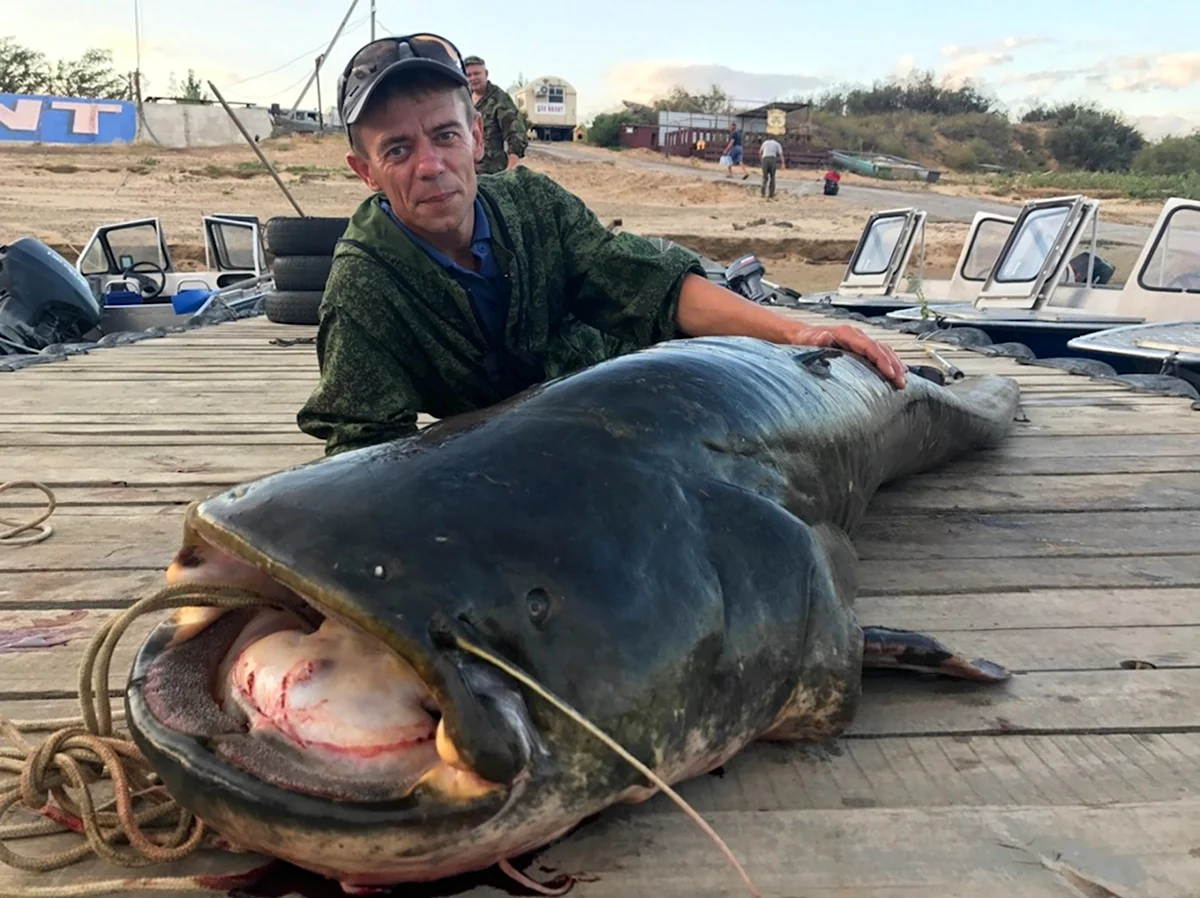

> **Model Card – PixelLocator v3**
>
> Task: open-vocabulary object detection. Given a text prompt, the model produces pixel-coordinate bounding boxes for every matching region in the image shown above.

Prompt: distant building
[510,76,577,141]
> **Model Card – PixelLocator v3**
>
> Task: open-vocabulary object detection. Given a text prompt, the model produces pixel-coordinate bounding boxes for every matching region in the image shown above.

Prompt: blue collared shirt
[379,196,509,348]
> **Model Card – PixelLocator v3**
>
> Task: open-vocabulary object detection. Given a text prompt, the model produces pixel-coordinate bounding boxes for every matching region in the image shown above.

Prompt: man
[759,136,784,199]
[296,33,906,457]
[721,121,749,180]
[463,54,527,174]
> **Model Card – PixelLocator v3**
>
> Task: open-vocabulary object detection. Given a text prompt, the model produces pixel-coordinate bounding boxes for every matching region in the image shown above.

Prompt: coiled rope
[0,566,281,895]
[0,482,57,547]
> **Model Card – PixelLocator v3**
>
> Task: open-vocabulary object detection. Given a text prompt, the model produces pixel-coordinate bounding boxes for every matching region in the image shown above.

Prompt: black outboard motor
[0,237,103,354]
[1067,251,1115,285]
[724,254,773,303]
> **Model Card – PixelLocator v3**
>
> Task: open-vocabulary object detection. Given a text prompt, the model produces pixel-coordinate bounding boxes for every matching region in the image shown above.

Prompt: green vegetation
[0,36,206,101]
[585,72,1200,200]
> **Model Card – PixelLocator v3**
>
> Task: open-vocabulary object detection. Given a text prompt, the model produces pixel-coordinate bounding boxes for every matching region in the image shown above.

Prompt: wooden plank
[4,689,1198,814]
[13,463,1200,508]
[874,472,1200,512]
[7,454,1197,500]
[4,428,1198,459]
[861,587,1200,629]
[854,509,1200,560]
[8,566,1197,631]
[0,842,272,898]
[859,554,1200,594]
[537,800,1200,898]
[0,443,321,485]
[4,506,1199,572]
[3,613,1197,736]
[0,570,164,607]
[5,600,1194,697]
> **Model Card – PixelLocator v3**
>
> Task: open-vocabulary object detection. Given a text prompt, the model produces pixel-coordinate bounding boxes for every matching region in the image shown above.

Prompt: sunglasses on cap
[337,33,468,132]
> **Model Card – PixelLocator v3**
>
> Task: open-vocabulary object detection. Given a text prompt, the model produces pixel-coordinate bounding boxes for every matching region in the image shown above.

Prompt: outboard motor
[0,237,102,354]
[724,254,773,303]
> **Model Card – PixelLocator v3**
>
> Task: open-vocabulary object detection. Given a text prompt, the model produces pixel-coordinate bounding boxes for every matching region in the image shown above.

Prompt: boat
[788,206,1017,317]
[883,195,1200,364]
[0,215,275,363]
[74,214,273,333]
[1067,321,1200,391]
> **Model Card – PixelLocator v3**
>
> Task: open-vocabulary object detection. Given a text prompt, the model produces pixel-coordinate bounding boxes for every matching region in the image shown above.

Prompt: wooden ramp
[2,314,1199,898]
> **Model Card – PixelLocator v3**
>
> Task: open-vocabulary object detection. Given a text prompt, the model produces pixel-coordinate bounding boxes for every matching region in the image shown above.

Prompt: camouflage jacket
[475,81,528,174]
[295,166,705,456]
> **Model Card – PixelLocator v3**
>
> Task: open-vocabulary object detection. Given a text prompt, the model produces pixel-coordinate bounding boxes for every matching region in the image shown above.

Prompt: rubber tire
[264,290,323,326]
[272,254,333,292]
[265,216,349,257]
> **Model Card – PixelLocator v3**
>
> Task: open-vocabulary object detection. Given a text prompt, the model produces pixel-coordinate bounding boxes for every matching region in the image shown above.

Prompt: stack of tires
[263,215,350,326]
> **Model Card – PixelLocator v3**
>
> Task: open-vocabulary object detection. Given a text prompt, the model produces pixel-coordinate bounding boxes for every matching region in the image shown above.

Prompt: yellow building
[510,76,577,141]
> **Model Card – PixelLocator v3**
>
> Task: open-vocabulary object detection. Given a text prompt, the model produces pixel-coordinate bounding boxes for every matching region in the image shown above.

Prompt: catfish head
[125,413,718,890]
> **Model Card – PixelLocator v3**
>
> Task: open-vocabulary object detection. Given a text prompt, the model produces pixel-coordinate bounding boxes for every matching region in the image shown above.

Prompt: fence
[1,92,275,149]
[661,127,831,168]
[0,93,137,145]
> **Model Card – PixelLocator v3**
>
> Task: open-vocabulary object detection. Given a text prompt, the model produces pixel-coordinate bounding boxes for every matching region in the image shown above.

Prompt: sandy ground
[0,134,975,294]
[583,144,1167,227]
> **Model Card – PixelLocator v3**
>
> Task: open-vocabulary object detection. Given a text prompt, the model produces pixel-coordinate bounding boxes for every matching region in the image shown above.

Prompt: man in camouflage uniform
[463,54,527,174]
[297,33,907,457]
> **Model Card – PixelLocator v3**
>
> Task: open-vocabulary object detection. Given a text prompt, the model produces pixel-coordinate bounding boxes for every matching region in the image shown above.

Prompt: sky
[7,0,1200,139]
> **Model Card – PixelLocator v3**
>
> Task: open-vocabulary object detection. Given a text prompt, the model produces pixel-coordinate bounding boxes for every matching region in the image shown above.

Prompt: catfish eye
[526,588,551,626]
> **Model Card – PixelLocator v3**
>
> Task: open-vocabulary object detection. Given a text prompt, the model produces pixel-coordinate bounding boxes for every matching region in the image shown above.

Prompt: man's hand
[674,274,908,389]
[785,322,907,389]
[507,153,521,170]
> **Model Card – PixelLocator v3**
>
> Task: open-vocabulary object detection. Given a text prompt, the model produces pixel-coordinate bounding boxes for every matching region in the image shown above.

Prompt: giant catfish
[125,335,1022,893]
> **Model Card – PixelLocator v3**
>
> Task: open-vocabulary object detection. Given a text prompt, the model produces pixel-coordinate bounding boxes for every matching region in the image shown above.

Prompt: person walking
[721,122,749,180]
[759,136,785,198]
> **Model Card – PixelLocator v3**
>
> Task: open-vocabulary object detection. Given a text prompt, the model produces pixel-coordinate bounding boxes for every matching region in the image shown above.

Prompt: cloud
[1130,111,1200,139]
[999,52,1200,95]
[934,37,1054,85]
[602,60,825,107]
[1104,52,1200,92]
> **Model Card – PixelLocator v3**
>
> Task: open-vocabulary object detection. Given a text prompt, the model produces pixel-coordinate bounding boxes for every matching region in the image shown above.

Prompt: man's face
[465,64,487,93]
[346,86,485,242]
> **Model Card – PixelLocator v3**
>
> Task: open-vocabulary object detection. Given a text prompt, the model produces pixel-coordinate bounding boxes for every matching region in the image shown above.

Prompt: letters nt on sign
[0,97,129,135]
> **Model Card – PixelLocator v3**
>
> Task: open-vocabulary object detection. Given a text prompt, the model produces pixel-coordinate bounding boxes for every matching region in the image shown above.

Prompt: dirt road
[531,143,1157,247]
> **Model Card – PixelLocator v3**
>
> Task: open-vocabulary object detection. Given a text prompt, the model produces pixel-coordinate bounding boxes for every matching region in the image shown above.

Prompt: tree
[169,69,209,102]
[53,48,129,99]
[1027,103,1146,171]
[0,36,52,94]
[0,37,129,98]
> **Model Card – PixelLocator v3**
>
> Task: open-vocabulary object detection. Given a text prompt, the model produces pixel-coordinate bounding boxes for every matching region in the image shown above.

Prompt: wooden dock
[2,313,1199,898]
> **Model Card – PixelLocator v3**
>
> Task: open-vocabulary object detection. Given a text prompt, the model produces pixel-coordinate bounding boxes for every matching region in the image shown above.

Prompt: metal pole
[370,0,376,39]
[315,56,324,132]
[207,80,307,217]
[133,0,142,76]
[288,0,360,116]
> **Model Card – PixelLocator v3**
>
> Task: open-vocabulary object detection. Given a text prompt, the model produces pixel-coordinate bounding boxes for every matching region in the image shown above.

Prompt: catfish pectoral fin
[861,625,1011,683]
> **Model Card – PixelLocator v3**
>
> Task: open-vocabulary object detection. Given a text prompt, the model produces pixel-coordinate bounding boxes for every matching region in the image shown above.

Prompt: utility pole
[315,55,324,132]
[288,0,360,117]
[370,0,376,40]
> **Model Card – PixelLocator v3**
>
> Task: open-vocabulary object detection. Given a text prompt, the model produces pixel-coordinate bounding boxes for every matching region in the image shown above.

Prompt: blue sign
[0,93,137,145]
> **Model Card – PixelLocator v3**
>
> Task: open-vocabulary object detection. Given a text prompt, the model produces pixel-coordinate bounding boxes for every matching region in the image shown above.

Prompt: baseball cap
[337,33,469,132]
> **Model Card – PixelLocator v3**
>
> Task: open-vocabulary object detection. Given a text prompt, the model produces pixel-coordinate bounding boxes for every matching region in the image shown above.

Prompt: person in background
[758,136,785,198]
[722,121,749,180]
[463,54,527,174]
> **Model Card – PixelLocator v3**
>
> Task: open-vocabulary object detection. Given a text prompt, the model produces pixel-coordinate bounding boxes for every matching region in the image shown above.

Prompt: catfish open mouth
[127,518,518,817]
